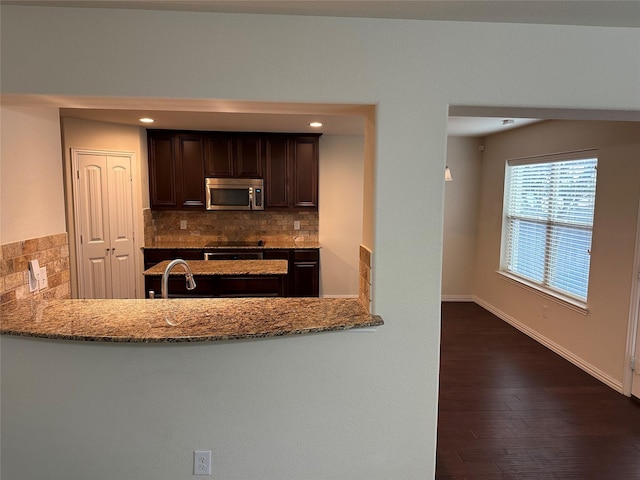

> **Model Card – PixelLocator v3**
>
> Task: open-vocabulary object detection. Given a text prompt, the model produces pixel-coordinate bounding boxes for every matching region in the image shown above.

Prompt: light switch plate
[39,266,48,290]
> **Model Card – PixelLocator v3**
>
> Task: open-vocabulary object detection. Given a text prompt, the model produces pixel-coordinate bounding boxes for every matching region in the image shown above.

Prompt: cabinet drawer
[216,276,285,297]
[293,249,319,261]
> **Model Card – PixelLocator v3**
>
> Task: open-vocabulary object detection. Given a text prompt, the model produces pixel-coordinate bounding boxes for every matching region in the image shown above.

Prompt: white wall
[61,117,148,298]
[319,135,364,297]
[0,107,66,244]
[473,120,640,389]
[1,5,639,480]
[442,136,483,299]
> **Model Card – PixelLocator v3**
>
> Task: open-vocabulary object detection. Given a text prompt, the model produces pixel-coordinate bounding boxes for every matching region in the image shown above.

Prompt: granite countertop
[0,298,383,343]
[143,240,321,250]
[143,260,288,276]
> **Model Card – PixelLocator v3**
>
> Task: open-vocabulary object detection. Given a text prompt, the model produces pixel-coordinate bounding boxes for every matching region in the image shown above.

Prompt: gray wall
[2,5,639,479]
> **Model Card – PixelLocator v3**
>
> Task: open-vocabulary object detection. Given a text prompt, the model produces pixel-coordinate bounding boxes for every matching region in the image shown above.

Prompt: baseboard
[473,296,624,393]
[441,295,474,302]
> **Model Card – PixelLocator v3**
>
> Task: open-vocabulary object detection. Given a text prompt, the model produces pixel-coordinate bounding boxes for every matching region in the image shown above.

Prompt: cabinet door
[292,137,318,208]
[206,135,234,177]
[235,137,262,178]
[178,136,205,207]
[76,152,136,299]
[264,138,289,208]
[148,135,177,208]
[291,249,319,297]
[291,262,319,297]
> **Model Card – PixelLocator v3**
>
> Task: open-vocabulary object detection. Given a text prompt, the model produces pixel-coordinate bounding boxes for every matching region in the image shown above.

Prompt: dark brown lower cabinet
[291,249,319,297]
[143,247,319,298]
[216,276,284,297]
[144,275,286,298]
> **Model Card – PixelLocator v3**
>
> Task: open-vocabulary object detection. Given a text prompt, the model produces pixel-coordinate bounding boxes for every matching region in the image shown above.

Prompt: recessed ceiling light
[309,122,323,128]
[139,117,155,124]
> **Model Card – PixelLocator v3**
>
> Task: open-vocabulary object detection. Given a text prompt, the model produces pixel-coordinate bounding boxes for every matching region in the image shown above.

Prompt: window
[501,151,598,303]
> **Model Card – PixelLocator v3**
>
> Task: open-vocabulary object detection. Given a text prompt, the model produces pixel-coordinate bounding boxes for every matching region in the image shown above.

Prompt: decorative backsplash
[146,209,319,245]
[359,245,372,313]
[0,233,71,306]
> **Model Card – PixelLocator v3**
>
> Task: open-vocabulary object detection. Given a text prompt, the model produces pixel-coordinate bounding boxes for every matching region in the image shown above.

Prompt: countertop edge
[1,317,383,343]
[142,244,321,250]
[0,298,383,343]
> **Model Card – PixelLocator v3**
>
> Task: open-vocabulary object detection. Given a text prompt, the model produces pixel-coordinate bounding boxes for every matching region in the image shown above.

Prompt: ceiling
[59,106,541,137]
[60,108,368,136]
[4,1,640,28]
[9,1,639,136]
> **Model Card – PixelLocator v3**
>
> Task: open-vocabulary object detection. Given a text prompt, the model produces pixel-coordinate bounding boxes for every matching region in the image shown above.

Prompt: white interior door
[107,155,136,298]
[74,150,136,299]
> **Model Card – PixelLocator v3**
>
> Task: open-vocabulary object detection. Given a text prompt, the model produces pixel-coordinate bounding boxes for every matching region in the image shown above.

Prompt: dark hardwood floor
[437,302,640,480]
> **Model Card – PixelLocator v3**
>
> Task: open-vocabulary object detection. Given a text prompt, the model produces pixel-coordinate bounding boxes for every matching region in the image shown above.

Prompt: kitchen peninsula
[143,239,321,297]
[143,259,289,298]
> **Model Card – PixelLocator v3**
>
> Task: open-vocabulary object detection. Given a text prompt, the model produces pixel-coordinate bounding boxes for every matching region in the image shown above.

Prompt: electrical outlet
[180,220,188,230]
[294,220,300,230]
[193,450,211,476]
[39,266,48,290]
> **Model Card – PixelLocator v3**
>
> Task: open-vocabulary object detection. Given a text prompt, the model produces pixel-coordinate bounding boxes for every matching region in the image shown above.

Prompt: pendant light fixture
[445,165,453,182]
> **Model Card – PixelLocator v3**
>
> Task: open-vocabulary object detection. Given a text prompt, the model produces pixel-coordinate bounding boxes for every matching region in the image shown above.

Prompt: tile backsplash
[0,233,71,306]
[359,245,372,313]
[147,209,318,245]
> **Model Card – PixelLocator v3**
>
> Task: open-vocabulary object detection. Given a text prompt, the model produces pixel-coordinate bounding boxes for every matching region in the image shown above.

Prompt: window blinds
[504,155,597,301]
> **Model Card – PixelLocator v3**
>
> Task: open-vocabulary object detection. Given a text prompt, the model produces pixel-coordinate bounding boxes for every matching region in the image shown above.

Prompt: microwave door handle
[249,187,253,210]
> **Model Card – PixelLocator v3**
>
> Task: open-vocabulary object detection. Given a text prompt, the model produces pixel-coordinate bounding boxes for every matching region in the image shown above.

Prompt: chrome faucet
[161,259,196,299]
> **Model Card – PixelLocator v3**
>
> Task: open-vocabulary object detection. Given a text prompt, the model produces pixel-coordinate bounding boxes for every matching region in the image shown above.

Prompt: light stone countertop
[143,260,288,276]
[143,240,321,250]
[0,298,383,343]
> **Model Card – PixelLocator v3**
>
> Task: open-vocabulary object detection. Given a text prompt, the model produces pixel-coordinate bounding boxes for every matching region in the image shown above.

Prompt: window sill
[496,271,589,316]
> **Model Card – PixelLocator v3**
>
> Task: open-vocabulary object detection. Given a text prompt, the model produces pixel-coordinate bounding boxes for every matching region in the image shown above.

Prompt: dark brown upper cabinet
[264,137,289,208]
[291,137,318,208]
[206,135,234,177]
[264,135,319,210]
[148,133,177,208]
[148,131,204,209]
[148,130,319,210]
[205,135,262,178]
[178,135,206,208]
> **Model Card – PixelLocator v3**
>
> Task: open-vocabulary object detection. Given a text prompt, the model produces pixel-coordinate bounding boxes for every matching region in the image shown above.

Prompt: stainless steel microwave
[205,178,264,211]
